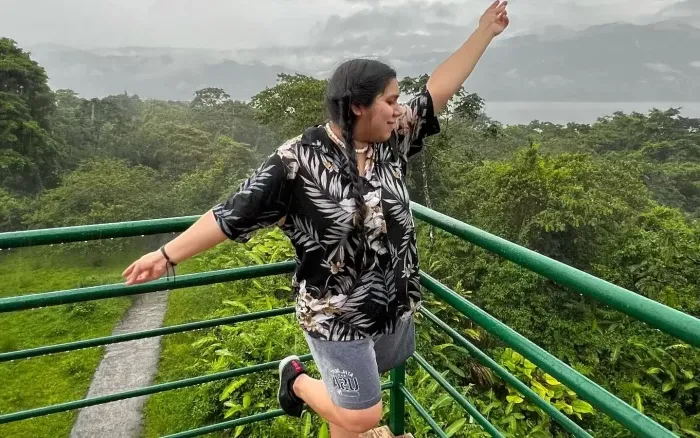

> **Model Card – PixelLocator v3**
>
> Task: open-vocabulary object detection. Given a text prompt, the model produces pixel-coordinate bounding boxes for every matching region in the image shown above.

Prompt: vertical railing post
[389,364,406,436]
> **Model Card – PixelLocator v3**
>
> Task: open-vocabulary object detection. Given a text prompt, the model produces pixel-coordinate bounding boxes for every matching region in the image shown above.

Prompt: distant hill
[26,44,295,102]
[440,20,700,101]
[24,18,700,102]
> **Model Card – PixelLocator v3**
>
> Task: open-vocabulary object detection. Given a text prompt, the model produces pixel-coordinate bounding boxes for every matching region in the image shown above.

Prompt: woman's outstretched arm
[122,210,227,285]
[123,147,296,286]
[427,0,510,113]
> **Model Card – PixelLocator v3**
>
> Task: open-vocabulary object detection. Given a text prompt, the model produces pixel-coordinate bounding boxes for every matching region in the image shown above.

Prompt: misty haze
[4,0,700,123]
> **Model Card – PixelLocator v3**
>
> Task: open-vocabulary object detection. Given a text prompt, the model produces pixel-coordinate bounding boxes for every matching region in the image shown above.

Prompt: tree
[24,158,167,228]
[191,87,232,108]
[399,74,487,243]
[74,94,141,159]
[51,89,87,161]
[223,101,281,154]
[400,74,485,122]
[250,73,327,139]
[188,89,280,153]
[49,90,143,170]
[132,121,213,177]
[0,188,25,232]
[0,38,62,194]
[589,108,700,154]
[171,136,259,215]
[446,144,651,267]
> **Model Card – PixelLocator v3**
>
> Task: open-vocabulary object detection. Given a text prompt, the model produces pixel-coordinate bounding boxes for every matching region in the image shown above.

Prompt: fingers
[122,262,135,278]
[125,265,153,286]
[125,263,141,282]
[124,259,168,285]
[486,1,507,21]
[487,1,508,27]
[124,264,143,285]
[124,259,149,285]
[490,0,507,10]
[123,251,171,286]
[136,267,155,283]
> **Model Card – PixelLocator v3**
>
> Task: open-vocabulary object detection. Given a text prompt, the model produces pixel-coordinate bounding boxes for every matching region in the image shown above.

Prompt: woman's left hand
[479,0,510,37]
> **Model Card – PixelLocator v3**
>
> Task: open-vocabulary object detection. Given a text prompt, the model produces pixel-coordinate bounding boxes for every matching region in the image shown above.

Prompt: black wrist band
[160,246,177,266]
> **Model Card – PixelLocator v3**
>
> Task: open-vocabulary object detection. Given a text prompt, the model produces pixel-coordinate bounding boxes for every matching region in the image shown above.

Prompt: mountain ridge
[22,18,700,102]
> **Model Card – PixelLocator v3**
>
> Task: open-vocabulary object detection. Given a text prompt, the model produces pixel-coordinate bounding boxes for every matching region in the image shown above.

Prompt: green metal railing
[1,203,698,437]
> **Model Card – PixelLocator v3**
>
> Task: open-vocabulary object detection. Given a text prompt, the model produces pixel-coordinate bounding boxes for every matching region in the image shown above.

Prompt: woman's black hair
[325,58,397,267]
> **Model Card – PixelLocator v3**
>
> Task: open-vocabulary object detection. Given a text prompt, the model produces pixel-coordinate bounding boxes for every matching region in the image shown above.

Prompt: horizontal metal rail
[0,262,296,313]
[400,385,449,438]
[412,352,504,438]
[0,307,295,363]
[411,202,700,348]
[5,204,697,346]
[420,272,677,438]
[162,382,394,438]
[0,215,199,249]
[420,307,592,438]
[0,354,313,425]
[163,409,285,438]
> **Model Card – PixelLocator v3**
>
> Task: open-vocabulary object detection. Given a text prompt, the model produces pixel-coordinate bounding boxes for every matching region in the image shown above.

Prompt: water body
[483,102,700,126]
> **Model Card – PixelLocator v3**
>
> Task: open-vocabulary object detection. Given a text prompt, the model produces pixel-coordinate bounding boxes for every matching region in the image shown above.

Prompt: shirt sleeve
[212,148,296,243]
[395,86,441,159]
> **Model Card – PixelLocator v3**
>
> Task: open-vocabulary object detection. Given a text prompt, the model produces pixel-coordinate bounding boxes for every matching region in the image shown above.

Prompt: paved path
[70,290,169,438]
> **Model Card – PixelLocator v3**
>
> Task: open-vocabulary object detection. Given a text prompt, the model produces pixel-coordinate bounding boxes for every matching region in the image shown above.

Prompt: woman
[123,2,508,436]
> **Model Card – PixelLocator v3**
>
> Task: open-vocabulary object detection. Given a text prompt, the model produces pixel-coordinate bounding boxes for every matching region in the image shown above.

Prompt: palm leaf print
[291,215,324,252]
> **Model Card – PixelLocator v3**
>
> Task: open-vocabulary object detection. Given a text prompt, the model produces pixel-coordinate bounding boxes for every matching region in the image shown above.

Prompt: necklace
[324,123,369,154]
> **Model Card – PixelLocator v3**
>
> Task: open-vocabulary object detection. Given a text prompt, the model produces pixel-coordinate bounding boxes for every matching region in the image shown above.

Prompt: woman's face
[353,78,402,143]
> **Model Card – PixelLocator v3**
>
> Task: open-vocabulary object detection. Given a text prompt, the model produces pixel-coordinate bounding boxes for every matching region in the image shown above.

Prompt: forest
[1,36,699,437]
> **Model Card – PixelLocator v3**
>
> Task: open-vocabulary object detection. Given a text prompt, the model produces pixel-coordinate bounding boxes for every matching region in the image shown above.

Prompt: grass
[0,243,142,438]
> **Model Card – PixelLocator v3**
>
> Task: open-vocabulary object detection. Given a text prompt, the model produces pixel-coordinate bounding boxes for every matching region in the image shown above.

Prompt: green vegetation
[0,246,138,438]
[1,37,699,437]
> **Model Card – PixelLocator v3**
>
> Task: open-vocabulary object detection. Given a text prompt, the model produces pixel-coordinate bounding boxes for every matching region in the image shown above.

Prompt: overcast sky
[0,0,682,50]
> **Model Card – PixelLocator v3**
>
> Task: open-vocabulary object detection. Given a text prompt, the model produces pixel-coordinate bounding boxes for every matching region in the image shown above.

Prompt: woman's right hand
[122,250,168,286]
[479,0,509,38]
[120,210,228,286]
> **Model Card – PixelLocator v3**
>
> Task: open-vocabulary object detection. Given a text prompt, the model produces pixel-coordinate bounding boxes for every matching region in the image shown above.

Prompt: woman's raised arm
[426,0,510,113]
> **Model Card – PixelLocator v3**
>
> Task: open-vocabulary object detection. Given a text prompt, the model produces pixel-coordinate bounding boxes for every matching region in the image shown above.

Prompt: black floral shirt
[213,88,440,341]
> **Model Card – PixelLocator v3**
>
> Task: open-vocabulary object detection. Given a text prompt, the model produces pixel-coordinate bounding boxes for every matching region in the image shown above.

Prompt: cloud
[1,0,351,49]
[539,74,573,87]
[309,0,681,53]
[645,62,681,73]
[0,0,681,53]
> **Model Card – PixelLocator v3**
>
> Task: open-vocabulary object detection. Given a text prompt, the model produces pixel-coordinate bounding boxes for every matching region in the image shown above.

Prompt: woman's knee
[337,401,383,433]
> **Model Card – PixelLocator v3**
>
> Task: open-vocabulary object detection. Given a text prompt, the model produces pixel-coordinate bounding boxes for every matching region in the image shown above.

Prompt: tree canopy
[0,38,61,194]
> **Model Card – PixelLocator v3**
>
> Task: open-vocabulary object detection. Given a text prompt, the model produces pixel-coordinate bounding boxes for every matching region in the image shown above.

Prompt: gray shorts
[303,318,415,410]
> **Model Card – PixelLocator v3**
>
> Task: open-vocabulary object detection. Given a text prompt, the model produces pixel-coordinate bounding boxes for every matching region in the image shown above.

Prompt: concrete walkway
[70,290,169,438]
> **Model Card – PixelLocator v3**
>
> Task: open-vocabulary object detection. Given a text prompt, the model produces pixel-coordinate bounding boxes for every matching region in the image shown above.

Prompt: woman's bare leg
[330,422,361,438]
[293,374,381,435]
